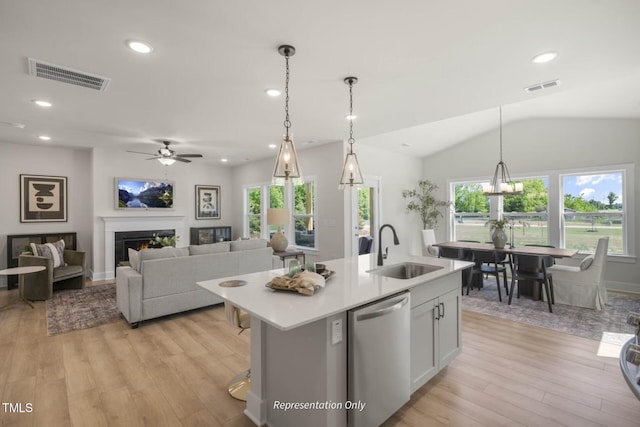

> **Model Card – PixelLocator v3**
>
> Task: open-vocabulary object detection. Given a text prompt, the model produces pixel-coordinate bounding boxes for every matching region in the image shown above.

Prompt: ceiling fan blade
[174,157,192,163]
[127,150,156,156]
[145,156,162,160]
[176,154,203,158]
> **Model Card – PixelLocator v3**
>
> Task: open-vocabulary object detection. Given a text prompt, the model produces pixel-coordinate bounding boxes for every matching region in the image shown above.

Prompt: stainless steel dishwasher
[348,292,410,427]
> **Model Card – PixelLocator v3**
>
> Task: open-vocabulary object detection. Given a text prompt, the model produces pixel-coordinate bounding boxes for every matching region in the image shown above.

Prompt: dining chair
[508,254,554,312]
[439,240,478,294]
[466,249,508,301]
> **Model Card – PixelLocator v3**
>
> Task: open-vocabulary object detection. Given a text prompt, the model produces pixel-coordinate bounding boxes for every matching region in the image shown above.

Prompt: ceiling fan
[128,140,203,165]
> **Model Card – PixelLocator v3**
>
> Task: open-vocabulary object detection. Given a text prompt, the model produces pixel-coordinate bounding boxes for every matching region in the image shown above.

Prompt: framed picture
[20,174,68,222]
[195,185,221,220]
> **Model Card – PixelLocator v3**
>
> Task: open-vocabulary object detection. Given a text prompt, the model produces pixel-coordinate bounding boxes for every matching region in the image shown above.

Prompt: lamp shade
[267,208,291,226]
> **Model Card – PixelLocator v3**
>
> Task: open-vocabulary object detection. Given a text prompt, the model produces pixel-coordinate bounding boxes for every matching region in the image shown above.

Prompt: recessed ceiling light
[402,143,411,147]
[268,144,277,149]
[345,114,357,120]
[39,135,51,141]
[221,158,228,163]
[265,89,281,97]
[531,51,558,64]
[126,40,153,54]
[33,99,52,108]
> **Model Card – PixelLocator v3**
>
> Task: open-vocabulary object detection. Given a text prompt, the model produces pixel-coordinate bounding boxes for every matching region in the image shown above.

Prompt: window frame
[447,163,635,260]
[242,176,318,251]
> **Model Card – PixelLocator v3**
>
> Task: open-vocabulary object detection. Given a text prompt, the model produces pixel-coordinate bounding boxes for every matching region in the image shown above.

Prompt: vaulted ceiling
[1,0,639,165]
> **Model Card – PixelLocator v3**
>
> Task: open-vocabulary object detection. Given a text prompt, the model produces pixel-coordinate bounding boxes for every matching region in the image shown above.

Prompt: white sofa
[547,236,609,311]
[116,239,277,327]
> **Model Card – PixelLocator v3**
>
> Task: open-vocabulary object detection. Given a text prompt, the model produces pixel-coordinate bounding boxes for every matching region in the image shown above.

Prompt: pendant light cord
[284,51,291,139]
[348,79,355,153]
[499,106,503,163]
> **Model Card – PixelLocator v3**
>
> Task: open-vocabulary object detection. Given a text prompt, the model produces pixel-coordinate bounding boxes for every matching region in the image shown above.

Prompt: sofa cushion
[53,264,84,281]
[230,239,267,251]
[189,242,230,255]
[31,239,65,268]
[138,247,189,273]
[580,255,594,271]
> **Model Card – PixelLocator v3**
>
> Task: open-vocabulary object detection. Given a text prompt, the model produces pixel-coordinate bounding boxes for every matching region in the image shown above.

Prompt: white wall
[0,142,93,287]
[90,147,234,279]
[421,117,640,291]
[355,143,424,256]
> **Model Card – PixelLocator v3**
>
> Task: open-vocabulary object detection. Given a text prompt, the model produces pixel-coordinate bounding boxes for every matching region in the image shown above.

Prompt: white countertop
[197,254,472,331]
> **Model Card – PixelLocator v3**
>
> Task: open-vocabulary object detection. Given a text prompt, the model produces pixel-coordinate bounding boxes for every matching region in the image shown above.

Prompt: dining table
[433,241,578,299]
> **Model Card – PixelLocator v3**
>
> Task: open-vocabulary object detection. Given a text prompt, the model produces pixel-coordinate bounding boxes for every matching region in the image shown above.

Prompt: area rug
[461,278,640,344]
[46,283,122,336]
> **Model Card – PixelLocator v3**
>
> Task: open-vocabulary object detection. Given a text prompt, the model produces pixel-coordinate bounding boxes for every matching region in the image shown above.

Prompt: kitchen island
[198,253,472,427]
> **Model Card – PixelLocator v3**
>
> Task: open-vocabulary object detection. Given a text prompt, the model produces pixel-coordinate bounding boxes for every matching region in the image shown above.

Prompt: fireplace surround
[101,215,185,280]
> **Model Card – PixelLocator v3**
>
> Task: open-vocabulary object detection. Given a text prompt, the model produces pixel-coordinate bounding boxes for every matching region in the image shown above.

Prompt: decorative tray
[265,270,335,293]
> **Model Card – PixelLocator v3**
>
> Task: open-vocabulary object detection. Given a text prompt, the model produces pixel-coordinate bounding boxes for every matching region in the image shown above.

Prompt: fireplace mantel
[102,215,186,280]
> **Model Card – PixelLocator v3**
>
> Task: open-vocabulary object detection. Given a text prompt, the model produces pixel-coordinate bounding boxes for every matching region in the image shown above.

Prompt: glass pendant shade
[339,150,364,189]
[273,135,302,183]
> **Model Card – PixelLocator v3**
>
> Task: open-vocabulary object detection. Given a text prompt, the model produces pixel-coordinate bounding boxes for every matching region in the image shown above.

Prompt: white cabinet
[409,274,461,394]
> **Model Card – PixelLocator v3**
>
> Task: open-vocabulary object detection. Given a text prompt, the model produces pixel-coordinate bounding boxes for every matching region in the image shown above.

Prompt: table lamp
[267,208,290,252]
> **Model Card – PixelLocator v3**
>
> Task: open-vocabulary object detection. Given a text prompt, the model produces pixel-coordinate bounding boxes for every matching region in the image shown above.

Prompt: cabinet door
[437,288,461,367]
[410,297,438,393]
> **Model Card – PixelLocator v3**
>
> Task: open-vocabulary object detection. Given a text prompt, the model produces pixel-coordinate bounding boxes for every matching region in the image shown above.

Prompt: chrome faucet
[377,224,400,266]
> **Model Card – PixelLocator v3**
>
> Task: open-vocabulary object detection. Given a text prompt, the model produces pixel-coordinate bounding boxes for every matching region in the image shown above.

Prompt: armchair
[18,250,86,300]
[547,236,609,311]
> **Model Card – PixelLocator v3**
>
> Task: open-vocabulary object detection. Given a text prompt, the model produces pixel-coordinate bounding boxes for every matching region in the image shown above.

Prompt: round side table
[0,265,46,310]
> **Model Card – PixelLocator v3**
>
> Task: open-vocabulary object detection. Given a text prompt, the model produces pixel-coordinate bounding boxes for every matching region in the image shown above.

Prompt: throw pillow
[128,248,140,271]
[31,239,65,268]
[579,255,594,271]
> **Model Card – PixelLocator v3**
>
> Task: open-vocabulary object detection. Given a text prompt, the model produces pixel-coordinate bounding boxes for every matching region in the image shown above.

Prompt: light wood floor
[1,281,638,427]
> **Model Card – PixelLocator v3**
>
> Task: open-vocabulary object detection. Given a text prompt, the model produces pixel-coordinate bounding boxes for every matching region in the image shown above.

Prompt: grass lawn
[455,221,622,254]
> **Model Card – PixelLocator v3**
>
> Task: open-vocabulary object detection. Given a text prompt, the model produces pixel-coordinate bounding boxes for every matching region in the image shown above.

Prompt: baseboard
[607,280,640,295]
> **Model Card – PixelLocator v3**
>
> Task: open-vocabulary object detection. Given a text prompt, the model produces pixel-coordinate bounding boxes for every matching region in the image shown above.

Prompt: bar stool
[225,302,251,400]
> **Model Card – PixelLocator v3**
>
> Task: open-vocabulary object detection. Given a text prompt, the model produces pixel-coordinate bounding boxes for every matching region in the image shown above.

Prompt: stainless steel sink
[370,262,443,280]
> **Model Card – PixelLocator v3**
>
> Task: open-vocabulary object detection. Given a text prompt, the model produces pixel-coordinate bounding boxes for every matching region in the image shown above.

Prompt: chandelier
[483,106,523,195]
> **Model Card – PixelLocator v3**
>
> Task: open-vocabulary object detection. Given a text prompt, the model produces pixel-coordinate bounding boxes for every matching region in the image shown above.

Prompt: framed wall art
[20,174,68,222]
[195,185,220,220]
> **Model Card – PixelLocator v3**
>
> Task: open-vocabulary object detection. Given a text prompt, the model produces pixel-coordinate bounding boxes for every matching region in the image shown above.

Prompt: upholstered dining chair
[547,236,609,310]
[509,254,554,313]
[224,302,251,400]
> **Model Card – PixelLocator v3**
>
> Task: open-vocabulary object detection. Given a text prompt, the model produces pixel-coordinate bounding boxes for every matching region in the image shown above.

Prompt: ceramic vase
[491,228,508,249]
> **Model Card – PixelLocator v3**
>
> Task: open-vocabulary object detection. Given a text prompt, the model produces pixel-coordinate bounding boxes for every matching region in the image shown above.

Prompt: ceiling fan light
[158,157,176,166]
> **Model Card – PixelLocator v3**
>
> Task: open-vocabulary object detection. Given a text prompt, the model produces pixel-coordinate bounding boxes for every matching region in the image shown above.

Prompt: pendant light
[272,45,302,184]
[339,76,364,189]
[482,106,523,195]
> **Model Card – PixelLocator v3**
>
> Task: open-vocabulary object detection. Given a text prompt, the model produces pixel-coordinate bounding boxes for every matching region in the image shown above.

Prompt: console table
[272,250,305,268]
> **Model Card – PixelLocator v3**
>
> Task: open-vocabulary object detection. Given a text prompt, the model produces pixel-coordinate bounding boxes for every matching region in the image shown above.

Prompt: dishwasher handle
[356,295,409,322]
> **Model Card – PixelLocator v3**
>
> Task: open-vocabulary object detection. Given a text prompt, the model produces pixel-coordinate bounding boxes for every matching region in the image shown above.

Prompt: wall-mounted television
[116,178,174,209]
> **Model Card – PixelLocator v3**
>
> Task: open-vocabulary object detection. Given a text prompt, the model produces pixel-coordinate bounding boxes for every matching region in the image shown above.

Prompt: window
[561,170,625,254]
[450,164,634,257]
[293,181,315,248]
[247,187,262,238]
[453,178,550,246]
[243,176,318,250]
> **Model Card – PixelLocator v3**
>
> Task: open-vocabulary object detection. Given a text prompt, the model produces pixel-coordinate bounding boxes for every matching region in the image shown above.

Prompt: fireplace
[101,215,186,280]
[114,229,175,267]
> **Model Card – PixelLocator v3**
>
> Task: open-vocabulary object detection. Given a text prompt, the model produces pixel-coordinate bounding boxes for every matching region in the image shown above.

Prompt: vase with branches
[402,180,451,230]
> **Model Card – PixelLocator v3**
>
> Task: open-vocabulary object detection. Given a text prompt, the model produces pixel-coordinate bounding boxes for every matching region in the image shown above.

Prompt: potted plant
[486,218,509,249]
[402,180,451,256]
